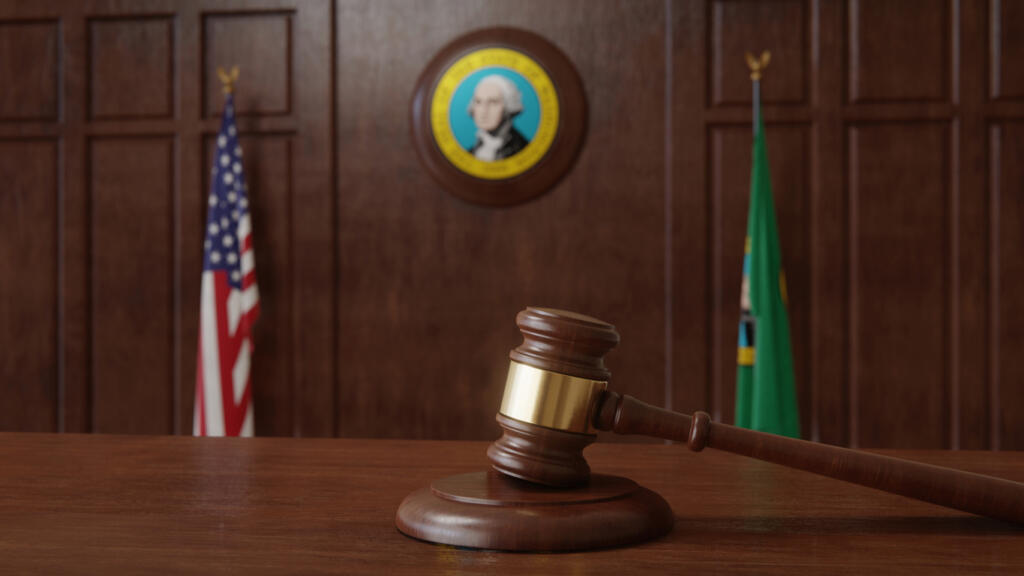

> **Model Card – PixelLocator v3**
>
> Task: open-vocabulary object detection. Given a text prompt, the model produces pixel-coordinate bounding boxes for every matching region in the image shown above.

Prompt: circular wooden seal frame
[410,27,587,207]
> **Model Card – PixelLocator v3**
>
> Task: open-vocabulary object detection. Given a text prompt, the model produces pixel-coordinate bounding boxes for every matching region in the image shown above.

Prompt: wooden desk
[1,433,1021,573]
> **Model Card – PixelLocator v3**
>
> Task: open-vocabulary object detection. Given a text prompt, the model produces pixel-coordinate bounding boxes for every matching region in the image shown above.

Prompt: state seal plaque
[411,28,586,206]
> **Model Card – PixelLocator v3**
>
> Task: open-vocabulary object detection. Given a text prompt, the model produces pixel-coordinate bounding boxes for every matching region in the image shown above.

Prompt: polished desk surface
[0,433,1021,574]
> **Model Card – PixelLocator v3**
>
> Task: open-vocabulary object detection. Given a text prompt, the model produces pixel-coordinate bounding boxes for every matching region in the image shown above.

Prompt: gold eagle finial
[745,51,771,82]
[216,66,240,95]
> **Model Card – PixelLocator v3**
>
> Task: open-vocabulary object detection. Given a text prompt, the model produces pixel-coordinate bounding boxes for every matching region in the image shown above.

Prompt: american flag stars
[203,101,252,290]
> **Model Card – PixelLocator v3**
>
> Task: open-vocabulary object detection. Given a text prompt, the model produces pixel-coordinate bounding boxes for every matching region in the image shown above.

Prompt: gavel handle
[594,391,1024,524]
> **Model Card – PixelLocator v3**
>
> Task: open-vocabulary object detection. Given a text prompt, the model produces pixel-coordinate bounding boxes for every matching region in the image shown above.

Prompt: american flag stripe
[197,274,225,436]
[194,93,259,438]
[237,213,251,239]
[241,251,255,277]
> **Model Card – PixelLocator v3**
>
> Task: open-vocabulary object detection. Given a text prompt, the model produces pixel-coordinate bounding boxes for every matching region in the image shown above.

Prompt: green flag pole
[735,51,801,438]
[745,51,768,129]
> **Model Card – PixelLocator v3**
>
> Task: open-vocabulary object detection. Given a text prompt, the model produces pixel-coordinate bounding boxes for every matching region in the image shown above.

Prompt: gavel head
[486,307,620,487]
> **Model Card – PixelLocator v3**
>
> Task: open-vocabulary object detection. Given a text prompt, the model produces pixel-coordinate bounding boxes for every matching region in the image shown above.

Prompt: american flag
[193,94,260,437]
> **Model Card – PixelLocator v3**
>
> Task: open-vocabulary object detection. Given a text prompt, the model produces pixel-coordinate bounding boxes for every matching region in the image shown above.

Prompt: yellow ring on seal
[430,48,560,180]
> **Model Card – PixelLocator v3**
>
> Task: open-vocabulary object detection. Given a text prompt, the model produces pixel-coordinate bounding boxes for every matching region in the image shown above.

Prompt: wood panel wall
[0,0,332,436]
[1,0,1021,449]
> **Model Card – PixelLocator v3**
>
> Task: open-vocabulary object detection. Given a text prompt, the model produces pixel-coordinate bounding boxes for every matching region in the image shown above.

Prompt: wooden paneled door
[0,0,333,435]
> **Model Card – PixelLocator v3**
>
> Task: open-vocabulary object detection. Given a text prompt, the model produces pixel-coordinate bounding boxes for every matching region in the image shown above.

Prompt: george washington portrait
[465,74,531,161]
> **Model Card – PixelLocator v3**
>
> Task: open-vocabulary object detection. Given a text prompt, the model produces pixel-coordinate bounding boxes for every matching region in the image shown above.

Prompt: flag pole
[744,51,771,131]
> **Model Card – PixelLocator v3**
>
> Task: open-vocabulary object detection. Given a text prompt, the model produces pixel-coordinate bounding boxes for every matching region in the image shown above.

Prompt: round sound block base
[395,471,673,552]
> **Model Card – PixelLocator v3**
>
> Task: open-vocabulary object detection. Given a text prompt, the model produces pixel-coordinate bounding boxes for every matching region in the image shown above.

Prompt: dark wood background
[1,0,1021,449]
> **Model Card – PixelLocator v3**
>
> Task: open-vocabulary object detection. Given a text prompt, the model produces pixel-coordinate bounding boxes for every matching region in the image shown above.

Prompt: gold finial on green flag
[745,51,771,82]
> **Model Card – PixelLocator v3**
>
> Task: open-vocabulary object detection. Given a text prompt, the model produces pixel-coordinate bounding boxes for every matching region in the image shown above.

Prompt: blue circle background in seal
[447,67,542,151]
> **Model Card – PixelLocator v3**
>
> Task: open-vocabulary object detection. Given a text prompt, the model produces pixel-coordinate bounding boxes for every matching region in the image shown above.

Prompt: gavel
[486,307,1024,525]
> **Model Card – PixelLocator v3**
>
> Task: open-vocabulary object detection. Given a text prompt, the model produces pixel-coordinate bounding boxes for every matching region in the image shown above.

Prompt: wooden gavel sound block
[396,307,1024,552]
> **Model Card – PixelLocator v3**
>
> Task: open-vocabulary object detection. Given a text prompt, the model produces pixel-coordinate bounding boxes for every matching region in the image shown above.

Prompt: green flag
[735,112,800,438]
